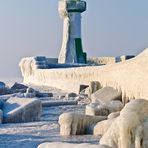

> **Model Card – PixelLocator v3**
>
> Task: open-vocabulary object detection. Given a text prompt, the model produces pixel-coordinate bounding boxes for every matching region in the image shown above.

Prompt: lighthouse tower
[58,0,87,64]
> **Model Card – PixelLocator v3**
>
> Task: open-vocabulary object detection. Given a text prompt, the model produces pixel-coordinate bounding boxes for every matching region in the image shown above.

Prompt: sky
[0,0,148,78]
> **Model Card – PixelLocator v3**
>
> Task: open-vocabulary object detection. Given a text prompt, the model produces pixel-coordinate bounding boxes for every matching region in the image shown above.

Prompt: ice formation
[100,99,148,148]
[91,87,122,104]
[58,112,107,135]
[93,118,116,136]
[20,48,148,102]
[38,142,112,148]
[85,101,123,116]
[3,97,42,123]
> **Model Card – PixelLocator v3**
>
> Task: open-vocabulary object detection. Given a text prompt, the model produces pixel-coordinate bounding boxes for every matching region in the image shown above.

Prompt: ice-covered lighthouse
[58,0,87,64]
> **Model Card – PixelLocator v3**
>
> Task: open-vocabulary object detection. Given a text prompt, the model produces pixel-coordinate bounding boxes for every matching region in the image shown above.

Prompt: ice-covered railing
[19,56,95,77]
[47,63,93,69]
[19,56,48,77]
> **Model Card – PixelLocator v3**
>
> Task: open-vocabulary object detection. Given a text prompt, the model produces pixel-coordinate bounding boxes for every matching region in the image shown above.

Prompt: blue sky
[0,0,148,78]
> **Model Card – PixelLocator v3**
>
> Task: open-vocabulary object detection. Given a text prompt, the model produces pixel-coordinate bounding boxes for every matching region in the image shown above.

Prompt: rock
[36,92,53,98]
[85,103,98,116]
[59,112,107,135]
[100,99,148,148]
[0,109,3,123]
[106,100,124,113]
[66,93,77,99]
[65,93,77,100]
[0,93,26,100]
[75,95,86,101]
[108,112,120,120]
[86,101,123,116]
[91,86,122,103]
[26,87,35,93]
[38,142,112,148]
[143,118,148,148]
[0,82,11,95]
[89,81,101,94]
[10,82,28,93]
[3,97,42,123]
[24,92,36,98]
[0,82,5,89]
[58,95,65,99]
[0,94,16,101]
[23,87,37,98]
[85,103,109,116]
[42,100,78,107]
[89,81,101,98]
[11,82,28,90]
[93,118,116,136]
[79,85,89,94]
[0,99,4,109]
[84,87,90,96]
[15,92,25,98]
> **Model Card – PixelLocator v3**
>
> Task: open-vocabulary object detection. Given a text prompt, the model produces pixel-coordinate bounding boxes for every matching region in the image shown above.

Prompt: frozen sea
[0,78,100,148]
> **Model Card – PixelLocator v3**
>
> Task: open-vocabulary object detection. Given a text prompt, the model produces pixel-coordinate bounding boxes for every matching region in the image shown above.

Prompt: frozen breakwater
[20,48,148,102]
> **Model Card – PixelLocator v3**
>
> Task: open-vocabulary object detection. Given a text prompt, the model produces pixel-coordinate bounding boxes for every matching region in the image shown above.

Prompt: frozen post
[58,0,87,64]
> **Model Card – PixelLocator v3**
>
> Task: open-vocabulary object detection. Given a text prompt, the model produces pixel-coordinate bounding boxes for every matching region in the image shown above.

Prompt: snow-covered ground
[0,80,100,148]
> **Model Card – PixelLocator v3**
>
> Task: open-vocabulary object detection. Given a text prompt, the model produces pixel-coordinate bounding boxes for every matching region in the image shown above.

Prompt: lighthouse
[58,0,87,64]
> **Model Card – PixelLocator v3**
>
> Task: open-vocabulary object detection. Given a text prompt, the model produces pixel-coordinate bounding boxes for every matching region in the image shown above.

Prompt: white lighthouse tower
[58,0,87,64]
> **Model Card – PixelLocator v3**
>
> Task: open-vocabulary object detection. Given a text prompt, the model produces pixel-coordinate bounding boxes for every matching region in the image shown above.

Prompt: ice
[0,81,99,148]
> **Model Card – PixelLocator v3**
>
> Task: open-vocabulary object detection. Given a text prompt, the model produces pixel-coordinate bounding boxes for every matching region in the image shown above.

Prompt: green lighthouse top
[59,0,86,13]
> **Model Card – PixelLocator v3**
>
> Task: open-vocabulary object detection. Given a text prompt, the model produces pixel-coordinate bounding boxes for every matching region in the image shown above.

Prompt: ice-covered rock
[143,118,148,148]
[10,82,28,90]
[0,92,30,100]
[24,92,36,98]
[66,92,77,99]
[0,82,11,95]
[0,82,5,89]
[93,118,116,136]
[89,81,101,98]
[10,82,28,93]
[100,99,148,148]
[38,142,112,148]
[82,87,90,97]
[23,88,36,98]
[26,87,35,93]
[86,101,123,116]
[86,103,109,116]
[107,111,120,120]
[15,92,24,98]
[106,100,123,113]
[0,109,3,123]
[36,92,53,98]
[79,84,89,94]
[59,112,107,135]
[0,94,17,101]
[0,99,4,109]
[91,87,122,103]
[58,95,65,99]
[3,97,42,123]
[42,100,78,107]
[75,95,86,101]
